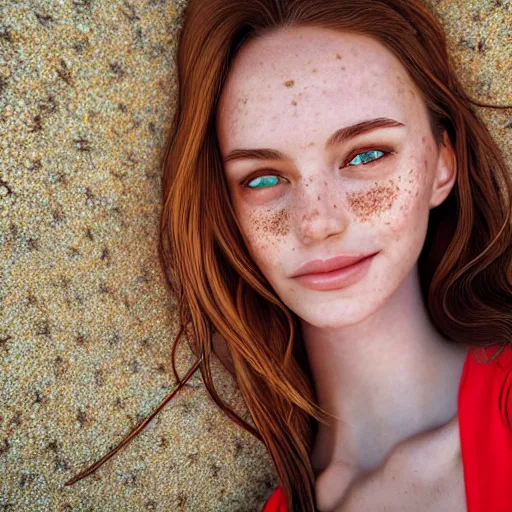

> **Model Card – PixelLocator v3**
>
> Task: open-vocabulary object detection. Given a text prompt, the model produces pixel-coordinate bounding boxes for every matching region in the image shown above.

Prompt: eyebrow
[223,117,406,164]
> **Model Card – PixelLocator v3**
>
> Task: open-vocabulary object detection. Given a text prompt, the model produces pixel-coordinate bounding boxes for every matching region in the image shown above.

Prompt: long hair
[66,1,512,510]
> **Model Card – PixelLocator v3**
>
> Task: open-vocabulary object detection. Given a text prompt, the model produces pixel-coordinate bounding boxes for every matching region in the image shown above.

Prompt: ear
[429,131,457,210]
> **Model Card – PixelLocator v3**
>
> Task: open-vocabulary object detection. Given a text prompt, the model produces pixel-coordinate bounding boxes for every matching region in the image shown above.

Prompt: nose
[297,178,350,245]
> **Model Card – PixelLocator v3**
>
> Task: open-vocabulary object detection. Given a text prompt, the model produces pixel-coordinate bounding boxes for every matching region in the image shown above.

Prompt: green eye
[349,150,385,166]
[246,175,280,189]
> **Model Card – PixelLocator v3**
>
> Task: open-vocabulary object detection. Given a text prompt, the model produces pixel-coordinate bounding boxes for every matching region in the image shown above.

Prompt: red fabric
[261,344,512,512]
[262,485,287,512]
[458,344,512,511]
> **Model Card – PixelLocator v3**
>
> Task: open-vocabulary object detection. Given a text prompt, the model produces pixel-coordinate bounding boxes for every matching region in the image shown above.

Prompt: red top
[262,344,512,512]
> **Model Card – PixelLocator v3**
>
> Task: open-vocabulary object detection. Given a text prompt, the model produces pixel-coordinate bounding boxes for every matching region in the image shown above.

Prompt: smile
[292,252,378,291]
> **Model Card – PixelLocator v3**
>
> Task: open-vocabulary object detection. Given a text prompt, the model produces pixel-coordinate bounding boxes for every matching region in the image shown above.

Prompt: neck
[301,265,470,476]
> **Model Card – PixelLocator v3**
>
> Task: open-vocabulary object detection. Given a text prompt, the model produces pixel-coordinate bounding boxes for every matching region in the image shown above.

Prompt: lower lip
[293,253,378,291]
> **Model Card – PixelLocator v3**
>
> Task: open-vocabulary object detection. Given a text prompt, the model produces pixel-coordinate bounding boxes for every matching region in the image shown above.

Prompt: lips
[291,252,378,277]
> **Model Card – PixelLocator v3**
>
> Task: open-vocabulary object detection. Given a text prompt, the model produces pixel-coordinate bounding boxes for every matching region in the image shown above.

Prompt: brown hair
[66,0,512,510]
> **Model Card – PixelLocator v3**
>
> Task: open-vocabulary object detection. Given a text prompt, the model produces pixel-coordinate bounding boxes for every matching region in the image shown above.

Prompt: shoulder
[261,486,286,512]
[467,343,512,372]
[460,343,512,431]
[462,343,512,389]
[459,344,512,505]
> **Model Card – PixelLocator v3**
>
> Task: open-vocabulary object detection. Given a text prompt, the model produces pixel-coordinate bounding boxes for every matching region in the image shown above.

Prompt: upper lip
[290,252,378,277]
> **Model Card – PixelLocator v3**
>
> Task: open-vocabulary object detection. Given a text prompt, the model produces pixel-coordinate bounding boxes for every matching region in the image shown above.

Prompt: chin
[289,297,380,330]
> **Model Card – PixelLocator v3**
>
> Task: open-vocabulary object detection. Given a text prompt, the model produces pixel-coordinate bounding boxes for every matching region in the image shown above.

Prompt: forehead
[216,26,424,154]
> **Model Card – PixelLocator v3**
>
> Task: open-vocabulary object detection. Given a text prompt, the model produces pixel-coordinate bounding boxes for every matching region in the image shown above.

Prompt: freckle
[307,142,315,147]
[302,209,319,222]
[341,66,346,71]
[312,68,318,73]
[284,80,295,87]
[323,181,327,186]
[251,208,291,239]
[317,195,321,200]
[422,136,426,144]
[309,177,313,183]
[346,181,399,222]
[336,53,343,59]
[291,100,297,106]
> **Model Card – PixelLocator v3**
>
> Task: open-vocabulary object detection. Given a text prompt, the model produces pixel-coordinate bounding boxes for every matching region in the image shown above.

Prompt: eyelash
[240,147,394,189]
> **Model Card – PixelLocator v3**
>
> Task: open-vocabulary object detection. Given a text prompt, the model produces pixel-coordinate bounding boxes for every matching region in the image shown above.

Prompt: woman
[65,0,512,510]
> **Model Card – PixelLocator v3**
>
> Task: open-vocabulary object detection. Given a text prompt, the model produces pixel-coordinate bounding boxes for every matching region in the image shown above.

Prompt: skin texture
[216,26,469,511]
[318,414,466,511]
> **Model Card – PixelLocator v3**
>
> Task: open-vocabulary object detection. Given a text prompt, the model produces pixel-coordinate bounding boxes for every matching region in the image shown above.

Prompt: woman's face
[216,26,456,329]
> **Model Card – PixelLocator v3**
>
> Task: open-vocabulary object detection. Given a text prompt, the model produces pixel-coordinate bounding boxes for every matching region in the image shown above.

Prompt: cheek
[388,167,431,245]
[346,166,430,240]
[345,179,400,222]
[237,206,292,265]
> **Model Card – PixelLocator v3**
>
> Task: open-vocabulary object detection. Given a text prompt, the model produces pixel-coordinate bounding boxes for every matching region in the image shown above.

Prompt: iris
[349,150,385,165]
[247,175,280,189]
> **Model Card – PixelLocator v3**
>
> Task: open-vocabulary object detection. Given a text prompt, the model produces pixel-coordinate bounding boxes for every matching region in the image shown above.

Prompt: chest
[332,449,466,511]
[315,418,467,511]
